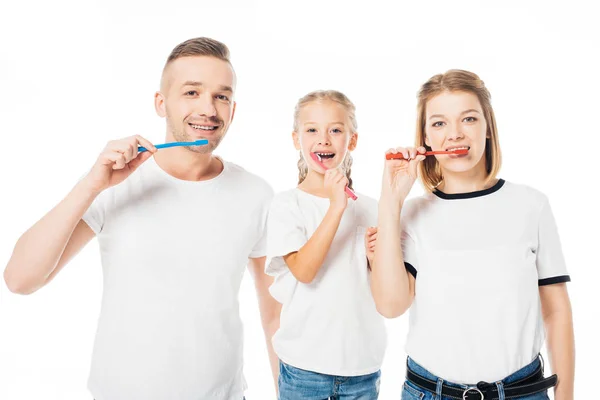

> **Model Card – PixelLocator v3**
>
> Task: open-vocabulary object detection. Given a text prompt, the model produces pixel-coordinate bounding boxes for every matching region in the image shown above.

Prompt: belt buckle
[462,387,484,400]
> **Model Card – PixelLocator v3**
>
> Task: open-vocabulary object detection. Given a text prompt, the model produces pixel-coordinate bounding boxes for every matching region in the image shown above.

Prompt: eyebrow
[428,109,481,120]
[181,81,233,93]
[304,121,346,125]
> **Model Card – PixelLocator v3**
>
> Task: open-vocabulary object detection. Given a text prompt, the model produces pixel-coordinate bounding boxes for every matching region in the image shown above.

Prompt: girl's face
[425,90,489,175]
[293,100,357,172]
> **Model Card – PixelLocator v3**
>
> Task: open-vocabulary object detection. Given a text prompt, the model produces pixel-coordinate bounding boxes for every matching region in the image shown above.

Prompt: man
[4,37,280,400]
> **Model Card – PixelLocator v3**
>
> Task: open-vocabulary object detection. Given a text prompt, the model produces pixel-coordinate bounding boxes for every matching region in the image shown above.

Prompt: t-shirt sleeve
[401,221,419,279]
[265,194,307,276]
[81,189,111,235]
[248,186,275,259]
[536,197,570,286]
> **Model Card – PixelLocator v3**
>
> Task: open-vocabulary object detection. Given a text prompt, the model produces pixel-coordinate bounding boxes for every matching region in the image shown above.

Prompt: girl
[266,90,386,400]
[372,70,575,400]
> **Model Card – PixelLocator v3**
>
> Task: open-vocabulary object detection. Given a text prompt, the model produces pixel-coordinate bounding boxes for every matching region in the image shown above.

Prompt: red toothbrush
[309,153,358,201]
[386,148,468,160]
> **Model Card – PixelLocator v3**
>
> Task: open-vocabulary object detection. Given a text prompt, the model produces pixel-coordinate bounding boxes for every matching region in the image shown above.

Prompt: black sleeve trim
[405,262,417,278]
[538,275,571,286]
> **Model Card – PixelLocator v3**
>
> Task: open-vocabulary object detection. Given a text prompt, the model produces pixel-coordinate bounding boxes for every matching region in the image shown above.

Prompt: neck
[298,169,328,197]
[153,146,222,181]
[437,162,496,194]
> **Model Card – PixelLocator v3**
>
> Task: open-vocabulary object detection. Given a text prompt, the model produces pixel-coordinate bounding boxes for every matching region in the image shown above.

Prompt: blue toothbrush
[138,139,209,153]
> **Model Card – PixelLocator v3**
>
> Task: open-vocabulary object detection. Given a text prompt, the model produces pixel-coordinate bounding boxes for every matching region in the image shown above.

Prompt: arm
[370,146,424,318]
[370,200,414,318]
[284,168,348,284]
[248,256,282,396]
[540,284,575,400]
[3,135,156,294]
[3,182,98,294]
[283,204,344,284]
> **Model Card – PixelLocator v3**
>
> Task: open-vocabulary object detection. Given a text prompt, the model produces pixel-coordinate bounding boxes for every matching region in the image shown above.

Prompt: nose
[196,92,217,118]
[447,123,464,141]
[317,130,331,145]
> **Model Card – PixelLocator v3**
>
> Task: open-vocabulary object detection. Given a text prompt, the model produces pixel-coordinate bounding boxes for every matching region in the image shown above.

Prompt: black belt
[405,361,557,400]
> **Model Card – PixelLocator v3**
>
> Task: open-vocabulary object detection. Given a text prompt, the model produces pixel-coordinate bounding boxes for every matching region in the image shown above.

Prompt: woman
[371,70,574,399]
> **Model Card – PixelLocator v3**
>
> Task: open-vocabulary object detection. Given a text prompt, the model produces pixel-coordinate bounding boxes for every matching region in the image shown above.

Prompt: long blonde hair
[416,70,502,192]
[293,90,356,190]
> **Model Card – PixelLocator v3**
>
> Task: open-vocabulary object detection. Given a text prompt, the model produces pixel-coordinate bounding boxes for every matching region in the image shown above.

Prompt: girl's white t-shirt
[402,179,571,384]
[266,189,387,376]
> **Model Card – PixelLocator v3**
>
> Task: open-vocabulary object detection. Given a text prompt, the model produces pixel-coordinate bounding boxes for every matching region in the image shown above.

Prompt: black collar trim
[433,179,505,200]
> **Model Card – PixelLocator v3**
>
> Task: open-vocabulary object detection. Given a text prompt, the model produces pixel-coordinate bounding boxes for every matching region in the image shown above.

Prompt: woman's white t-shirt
[266,189,387,376]
[402,179,571,384]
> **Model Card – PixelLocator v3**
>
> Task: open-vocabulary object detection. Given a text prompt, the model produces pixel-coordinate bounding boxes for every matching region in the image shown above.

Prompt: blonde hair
[293,90,356,190]
[416,69,502,192]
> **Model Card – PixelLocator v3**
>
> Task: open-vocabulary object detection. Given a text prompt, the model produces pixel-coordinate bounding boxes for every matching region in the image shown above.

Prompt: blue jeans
[279,361,381,400]
[402,355,550,400]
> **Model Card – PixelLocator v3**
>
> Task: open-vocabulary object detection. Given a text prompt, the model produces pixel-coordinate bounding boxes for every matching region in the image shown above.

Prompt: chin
[439,160,479,173]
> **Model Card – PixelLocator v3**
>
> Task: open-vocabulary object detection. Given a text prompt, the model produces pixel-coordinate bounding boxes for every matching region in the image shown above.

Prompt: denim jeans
[402,355,550,400]
[279,361,381,400]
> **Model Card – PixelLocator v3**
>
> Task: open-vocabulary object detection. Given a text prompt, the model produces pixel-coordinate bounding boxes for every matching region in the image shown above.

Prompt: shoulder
[270,189,301,209]
[500,180,549,209]
[402,194,434,218]
[223,160,274,198]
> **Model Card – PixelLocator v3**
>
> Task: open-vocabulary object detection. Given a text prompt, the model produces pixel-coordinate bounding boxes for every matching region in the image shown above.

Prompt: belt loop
[435,377,443,399]
[495,381,505,400]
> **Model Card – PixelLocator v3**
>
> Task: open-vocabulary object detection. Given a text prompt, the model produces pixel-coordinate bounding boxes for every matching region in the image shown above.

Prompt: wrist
[76,176,103,199]
[379,197,403,218]
[327,201,346,216]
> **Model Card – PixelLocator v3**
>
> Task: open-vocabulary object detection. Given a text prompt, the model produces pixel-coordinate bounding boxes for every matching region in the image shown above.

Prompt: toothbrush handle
[138,142,182,153]
[138,140,208,153]
[386,151,435,160]
[345,187,358,201]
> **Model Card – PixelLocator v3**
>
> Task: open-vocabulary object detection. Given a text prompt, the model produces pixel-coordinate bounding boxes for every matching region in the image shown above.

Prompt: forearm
[252,265,282,396]
[4,179,98,293]
[285,205,344,283]
[262,307,281,394]
[545,308,575,400]
[370,199,410,317]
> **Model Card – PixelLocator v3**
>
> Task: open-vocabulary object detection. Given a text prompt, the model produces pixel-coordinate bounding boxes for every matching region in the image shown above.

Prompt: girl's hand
[324,168,349,211]
[365,226,377,267]
[381,146,426,204]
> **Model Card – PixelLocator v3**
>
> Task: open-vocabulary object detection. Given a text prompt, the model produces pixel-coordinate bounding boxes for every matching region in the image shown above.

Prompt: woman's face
[424,90,489,175]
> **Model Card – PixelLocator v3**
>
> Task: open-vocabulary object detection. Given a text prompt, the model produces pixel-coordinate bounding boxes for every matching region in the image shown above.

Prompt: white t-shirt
[266,189,387,376]
[401,179,570,384]
[82,156,273,400]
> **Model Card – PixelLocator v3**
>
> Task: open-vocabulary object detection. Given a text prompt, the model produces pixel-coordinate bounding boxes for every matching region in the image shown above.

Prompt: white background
[1,1,598,399]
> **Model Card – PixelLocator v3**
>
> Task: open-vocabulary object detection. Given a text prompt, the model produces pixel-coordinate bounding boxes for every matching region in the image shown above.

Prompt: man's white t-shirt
[266,189,387,376]
[401,179,570,384]
[82,156,273,400]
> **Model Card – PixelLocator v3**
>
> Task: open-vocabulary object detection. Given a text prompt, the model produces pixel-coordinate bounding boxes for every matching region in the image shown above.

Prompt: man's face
[155,56,236,153]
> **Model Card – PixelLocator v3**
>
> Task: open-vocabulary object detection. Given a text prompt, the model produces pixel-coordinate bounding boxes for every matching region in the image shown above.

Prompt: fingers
[135,135,157,154]
[385,147,421,161]
[101,135,156,170]
[398,147,409,160]
[107,136,156,163]
[104,151,127,170]
[365,226,377,251]
[127,151,153,171]
[324,169,346,186]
